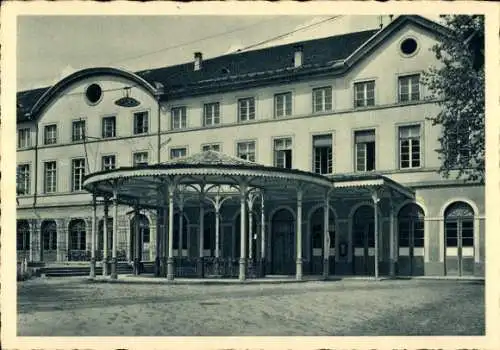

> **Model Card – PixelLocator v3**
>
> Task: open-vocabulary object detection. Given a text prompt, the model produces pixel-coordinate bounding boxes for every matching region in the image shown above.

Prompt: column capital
[371,188,381,204]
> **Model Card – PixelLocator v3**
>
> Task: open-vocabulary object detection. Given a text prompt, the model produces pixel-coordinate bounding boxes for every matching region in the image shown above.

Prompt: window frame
[274,92,293,118]
[237,97,256,122]
[71,158,86,192]
[201,143,222,152]
[44,160,57,193]
[273,136,293,169]
[169,147,188,160]
[312,133,334,175]
[236,140,257,162]
[398,124,422,169]
[72,119,86,142]
[101,154,117,171]
[312,86,333,113]
[132,151,149,166]
[18,128,31,149]
[17,163,31,195]
[43,124,58,145]
[398,74,421,103]
[171,106,187,130]
[133,111,149,135]
[353,80,376,108]
[102,115,117,138]
[203,102,221,126]
[353,129,376,172]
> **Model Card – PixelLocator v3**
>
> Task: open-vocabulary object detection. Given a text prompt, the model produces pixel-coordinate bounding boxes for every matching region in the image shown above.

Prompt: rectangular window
[170,147,187,159]
[354,81,375,108]
[171,107,187,130]
[72,120,86,142]
[202,144,221,152]
[44,161,57,193]
[399,125,421,169]
[133,111,149,134]
[238,97,256,122]
[44,124,57,145]
[274,137,293,169]
[101,155,116,171]
[398,74,421,103]
[102,116,116,138]
[274,92,292,118]
[313,134,333,174]
[133,152,148,166]
[237,141,256,162]
[312,87,333,113]
[18,128,31,149]
[72,158,86,192]
[17,164,30,195]
[355,130,376,172]
[203,102,220,126]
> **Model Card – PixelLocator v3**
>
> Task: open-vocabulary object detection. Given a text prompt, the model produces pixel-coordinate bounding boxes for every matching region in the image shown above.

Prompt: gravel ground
[17,277,484,336]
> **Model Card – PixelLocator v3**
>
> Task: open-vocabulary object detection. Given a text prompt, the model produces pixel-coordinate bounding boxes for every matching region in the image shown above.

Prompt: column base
[89,257,96,278]
[102,258,109,276]
[296,258,303,281]
[197,257,204,278]
[239,258,247,281]
[110,257,118,279]
[133,258,140,276]
[154,257,161,277]
[323,259,329,280]
[167,257,175,281]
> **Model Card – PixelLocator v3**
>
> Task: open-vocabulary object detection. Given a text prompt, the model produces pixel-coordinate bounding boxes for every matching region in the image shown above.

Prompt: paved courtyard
[17,277,484,336]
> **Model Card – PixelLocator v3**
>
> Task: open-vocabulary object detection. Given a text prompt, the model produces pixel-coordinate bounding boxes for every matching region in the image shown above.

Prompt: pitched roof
[162,150,257,167]
[16,15,448,123]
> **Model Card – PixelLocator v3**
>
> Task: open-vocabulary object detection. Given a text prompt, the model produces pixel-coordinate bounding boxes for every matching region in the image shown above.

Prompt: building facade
[16,15,485,277]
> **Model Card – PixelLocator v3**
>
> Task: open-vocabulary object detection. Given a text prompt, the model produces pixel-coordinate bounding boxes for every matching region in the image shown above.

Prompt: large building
[15,15,485,278]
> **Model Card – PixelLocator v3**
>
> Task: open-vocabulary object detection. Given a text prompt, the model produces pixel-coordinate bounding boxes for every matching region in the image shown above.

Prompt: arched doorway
[397,204,425,276]
[352,205,375,275]
[309,207,335,275]
[98,218,113,260]
[41,220,57,262]
[173,213,188,257]
[68,219,87,261]
[445,201,475,276]
[271,208,295,275]
[130,214,150,261]
[17,220,30,261]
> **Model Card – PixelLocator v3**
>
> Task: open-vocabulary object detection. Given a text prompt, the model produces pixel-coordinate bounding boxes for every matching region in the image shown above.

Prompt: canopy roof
[83,151,414,208]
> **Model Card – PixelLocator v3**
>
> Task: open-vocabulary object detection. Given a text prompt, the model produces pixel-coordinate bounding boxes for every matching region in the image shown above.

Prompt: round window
[400,38,418,56]
[85,84,102,104]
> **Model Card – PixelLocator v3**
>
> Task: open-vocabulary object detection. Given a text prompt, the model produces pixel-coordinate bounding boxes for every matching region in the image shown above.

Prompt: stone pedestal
[197,257,204,278]
[167,257,175,281]
[133,258,140,276]
[323,259,329,280]
[239,257,246,281]
[296,258,303,281]
[90,257,96,278]
[110,257,117,279]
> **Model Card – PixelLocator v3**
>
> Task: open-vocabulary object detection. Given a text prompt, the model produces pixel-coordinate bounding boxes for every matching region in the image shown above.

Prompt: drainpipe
[33,121,39,208]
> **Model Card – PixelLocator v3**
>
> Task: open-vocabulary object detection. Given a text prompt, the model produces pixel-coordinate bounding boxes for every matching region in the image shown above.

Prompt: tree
[423,15,485,184]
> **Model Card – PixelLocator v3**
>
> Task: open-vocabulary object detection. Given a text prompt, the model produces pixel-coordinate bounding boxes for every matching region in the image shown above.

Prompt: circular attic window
[400,38,418,56]
[85,84,102,105]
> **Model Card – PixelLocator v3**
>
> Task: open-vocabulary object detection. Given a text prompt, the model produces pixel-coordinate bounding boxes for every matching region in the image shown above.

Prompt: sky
[17,14,442,92]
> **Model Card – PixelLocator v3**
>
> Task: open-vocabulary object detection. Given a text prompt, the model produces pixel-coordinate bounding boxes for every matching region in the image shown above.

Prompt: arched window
[41,220,57,250]
[445,202,474,248]
[353,205,374,248]
[398,204,425,248]
[17,220,30,251]
[69,219,86,250]
[98,218,113,250]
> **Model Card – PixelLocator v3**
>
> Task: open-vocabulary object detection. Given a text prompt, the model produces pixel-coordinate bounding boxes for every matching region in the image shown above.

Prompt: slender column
[260,193,266,276]
[239,183,248,281]
[167,188,175,281]
[178,200,184,260]
[389,196,396,278]
[198,195,205,277]
[110,192,118,279]
[162,207,168,277]
[372,190,380,280]
[90,195,97,278]
[102,198,109,276]
[296,188,303,281]
[248,202,254,260]
[323,194,330,280]
[214,195,221,275]
[133,205,141,276]
[154,207,161,277]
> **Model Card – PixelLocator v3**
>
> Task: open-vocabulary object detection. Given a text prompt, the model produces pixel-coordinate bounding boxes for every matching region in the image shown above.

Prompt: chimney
[294,45,303,68]
[194,52,202,71]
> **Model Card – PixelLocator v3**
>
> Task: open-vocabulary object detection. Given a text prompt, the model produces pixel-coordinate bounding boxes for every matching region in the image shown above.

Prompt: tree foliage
[423,15,485,184]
